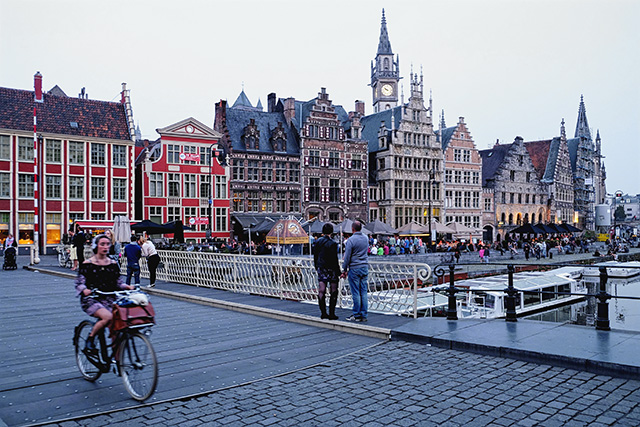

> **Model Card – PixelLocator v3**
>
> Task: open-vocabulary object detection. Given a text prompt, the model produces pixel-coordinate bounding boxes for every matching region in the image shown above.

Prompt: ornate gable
[270,121,287,152]
[242,118,260,150]
[156,117,222,140]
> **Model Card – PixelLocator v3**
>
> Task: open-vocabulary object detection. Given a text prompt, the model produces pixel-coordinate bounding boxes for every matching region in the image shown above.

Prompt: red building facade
[135,118,229,242]
[0,73,136,252]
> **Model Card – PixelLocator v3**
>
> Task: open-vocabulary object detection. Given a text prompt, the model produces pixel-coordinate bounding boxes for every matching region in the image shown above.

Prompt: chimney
[283,97,295,125]
[34,71,43,103]
[214,100,227,132]
[355,100,365,116]
[268,93,277,113]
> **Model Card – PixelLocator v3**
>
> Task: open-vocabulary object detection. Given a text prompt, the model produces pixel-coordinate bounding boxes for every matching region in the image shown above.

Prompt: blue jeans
[127,263,140,285]
[348,267,369,319]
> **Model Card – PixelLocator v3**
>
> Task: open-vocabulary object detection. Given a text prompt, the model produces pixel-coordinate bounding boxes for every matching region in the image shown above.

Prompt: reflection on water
[524,276,640,332]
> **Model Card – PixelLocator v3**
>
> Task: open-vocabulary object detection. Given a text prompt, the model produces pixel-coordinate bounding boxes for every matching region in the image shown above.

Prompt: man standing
[73,226,86,266]
[124,235,142,286]
[341,220,369,322]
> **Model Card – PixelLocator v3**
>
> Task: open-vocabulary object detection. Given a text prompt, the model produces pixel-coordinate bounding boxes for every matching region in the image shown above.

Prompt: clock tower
[371,9,400,113]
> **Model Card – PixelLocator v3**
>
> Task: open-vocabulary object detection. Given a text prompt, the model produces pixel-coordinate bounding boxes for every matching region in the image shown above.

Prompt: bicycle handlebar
[89,287,141,297]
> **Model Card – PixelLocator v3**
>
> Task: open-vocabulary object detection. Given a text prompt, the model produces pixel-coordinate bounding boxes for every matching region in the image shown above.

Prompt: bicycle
[73,289,158,401]
[56,244,72,269]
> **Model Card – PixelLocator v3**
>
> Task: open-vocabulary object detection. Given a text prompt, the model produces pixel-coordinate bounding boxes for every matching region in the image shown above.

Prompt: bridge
[1,250,640,426]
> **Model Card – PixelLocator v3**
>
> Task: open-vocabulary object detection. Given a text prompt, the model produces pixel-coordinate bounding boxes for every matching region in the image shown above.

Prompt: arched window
[516,213,522,225]
[524,213,529,224]
[501,212,506,224]
[508,213,513,225]
[384,58,390,70]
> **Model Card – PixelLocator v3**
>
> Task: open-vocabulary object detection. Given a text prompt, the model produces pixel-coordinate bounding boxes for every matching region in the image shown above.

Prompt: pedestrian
[524,242,531,260]
[484,246,490,263]
[479,247,485,262]
[341,220,369,322]
[4,233,15,249]
[105,229,121,264]
[313,223,340,320]
[139,235,160,288]
[73,226,87,266]
[124,235,142,286]
[454,246,461,263]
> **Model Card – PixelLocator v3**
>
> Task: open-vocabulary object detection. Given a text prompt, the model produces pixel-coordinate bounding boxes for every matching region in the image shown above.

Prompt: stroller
[3,246,17,270]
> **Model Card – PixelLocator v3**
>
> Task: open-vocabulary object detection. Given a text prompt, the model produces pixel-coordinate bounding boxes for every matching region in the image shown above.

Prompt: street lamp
[207,143,217,241]
[427,169,435,251]
[248,222,256,255]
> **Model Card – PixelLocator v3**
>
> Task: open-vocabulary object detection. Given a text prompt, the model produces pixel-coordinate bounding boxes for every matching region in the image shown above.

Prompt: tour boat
[583,261,640,279]
[368,288,449,317]
[453,267,587,319]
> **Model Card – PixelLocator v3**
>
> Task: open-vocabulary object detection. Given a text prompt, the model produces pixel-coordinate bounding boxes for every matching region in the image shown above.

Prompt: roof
[289,98,350,132]
[225,105,299,155]
[566,137,581,173]
[0,87,130,141]
[524,139,552,182]
[436,126,456,150]
[360,106,403,152]
[232,90,258,111]
[479,143,512,187]
[377,9,393,55]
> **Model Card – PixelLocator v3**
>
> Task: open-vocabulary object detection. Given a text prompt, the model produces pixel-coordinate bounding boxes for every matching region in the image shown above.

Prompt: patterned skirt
[317,267,339,284]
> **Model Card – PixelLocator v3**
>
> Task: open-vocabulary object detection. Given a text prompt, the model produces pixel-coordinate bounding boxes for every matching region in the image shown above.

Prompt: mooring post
[596,266,611,331]
[446,263,458,320]
[505,264,517,322]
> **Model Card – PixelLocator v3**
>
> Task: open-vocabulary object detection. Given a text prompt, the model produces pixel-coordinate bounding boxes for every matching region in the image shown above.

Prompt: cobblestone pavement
[53,341,640,427]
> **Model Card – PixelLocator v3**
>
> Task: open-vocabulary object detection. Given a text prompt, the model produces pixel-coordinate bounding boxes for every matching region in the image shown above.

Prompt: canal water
[524,275,640,332]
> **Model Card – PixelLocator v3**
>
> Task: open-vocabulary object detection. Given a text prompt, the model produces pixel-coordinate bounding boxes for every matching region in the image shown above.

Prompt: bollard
[595,266,611,331]
[446,263,458,320]
[505,264,517,322]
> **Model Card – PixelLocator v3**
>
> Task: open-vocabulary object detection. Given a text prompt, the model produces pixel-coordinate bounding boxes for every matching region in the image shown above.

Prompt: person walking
[139,235,160,288]
[73,226,87,266]
[313,223,340,320]
[341,220,369,322]
[124,235,142,286]
[483,246,490,263]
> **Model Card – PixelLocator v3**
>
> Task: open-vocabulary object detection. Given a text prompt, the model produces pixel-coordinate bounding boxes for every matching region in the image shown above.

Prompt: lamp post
[207,143,217,241]
[248,222,256,255]
[427,169,434,251]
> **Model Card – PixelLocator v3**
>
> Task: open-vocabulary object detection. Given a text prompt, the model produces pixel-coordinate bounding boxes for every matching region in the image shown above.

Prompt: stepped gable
[360,106,403,152]
[0,86,129,140]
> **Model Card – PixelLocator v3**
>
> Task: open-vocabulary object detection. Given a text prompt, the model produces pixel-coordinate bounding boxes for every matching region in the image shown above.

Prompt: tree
[614,205,626,222]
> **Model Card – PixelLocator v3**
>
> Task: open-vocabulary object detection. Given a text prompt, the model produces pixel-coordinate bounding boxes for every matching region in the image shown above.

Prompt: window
[510,170,515,181]
[149,206,162,224]
[328,152,340,168]
[18,174,34,197]
[200,175,210,200]
[200,146,210,166]
[415,181,422,200]
[329,211,340,222]
[167,144,180,163]
[168,173,180,197]
[445,170,452,184]
[91,177,105,199]
[510,193,515,204]
[113,145,127,167]
[183,146,197,164]
[352,154,363,170]
[329,179,340,203]
[0,135,9,160]
[454,171,461,184]
[484,197,492,211]
[532,195,536,204]
[113,178,127,201]
[232,159,245,180]
[150,172,163,197]
[276,192,287,212]
[309,178,320,202]
[472,172,480,185]
[289,192,300,212]
[215,176,227,199]
[247,160,259,181]
[454,191,462,207]
[46,213,62,245]
[69,141,84,164]
[0,173,9,197]
[464,192,471,208]
[91,213,106,220]
[232,192,244,212]
[184,174,197,197]
[90,143,105,166]
[309,150,320,167]
[473,192,480,208]
[276,162,287,182]
[215,208,227,231]
[261,161,273,181]
[454,149,462,162]
[184,207,197,224]
[404,181,412,199]
[261,191,273,212]
[69,176,84,199]
[18,137,33,161]
[247,191,260,212]
[45,175,61,198]
[352,180,362,203]
[463,171,471,184]
[167,207,181,223]
[463,150,471,162]
[46,139,61,163]
[289,163,300,182]
[395,180,402,199]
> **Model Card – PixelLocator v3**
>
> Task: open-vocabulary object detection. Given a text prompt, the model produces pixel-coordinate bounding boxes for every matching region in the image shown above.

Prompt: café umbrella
[265,218,309,244]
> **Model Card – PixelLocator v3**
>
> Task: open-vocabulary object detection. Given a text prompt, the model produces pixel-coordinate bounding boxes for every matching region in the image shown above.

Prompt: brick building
[0,72,135,253]
[135,117,229,241]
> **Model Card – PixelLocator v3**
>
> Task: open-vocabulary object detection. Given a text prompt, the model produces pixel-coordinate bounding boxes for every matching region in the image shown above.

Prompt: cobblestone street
[60,341,640,427]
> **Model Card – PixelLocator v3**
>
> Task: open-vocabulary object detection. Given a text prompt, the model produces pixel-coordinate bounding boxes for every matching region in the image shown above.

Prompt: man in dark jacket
[124,235,142,286]
[313,223,341,320]
[73,226,86,265]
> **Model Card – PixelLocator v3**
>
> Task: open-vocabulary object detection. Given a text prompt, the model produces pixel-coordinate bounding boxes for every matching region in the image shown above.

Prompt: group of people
[312,220,369,322]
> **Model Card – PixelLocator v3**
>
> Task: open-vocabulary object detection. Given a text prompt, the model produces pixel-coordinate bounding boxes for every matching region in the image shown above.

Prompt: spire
[429,89,433,118]
[256,98,263,111]
[560,118,566,140]
[231,89,255,110]
[440,109,446,130]
[401,83,404,105]
[377,9,393,55]
[574,94,591,140]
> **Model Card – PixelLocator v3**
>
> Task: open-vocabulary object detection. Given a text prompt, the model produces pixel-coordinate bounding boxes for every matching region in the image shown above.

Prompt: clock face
[381,84,393,96]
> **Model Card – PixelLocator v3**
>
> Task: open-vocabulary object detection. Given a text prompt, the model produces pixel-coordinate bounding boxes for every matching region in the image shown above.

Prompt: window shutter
[304,156,309,166]
[341,159,346,169]
[347,189,352,203]
[362,189,367,204]
[362,160,367,170]
[340,188,345,203]
[339,128,344,140]
[304,187,309,202]
[346,159,351,169]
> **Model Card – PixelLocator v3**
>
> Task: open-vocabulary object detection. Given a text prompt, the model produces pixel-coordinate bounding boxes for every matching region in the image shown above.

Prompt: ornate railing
[124,251,432,318]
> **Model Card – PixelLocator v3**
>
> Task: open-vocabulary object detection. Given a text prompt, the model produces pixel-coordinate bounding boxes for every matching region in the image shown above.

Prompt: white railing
[124,251,432,318]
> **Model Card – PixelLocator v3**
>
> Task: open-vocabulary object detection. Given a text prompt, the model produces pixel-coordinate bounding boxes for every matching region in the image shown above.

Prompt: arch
[501,212,506,224]
[384,58,390,70]
[483,225,494,243]
[516,213,522,225]
[524,213,529,224]
[508,213,513,225]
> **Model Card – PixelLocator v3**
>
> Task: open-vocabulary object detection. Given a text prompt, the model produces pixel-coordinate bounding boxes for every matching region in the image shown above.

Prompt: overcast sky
[2,0,638,195]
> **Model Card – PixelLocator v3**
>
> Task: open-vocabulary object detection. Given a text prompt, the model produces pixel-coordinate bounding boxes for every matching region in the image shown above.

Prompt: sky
[1,0,639,194]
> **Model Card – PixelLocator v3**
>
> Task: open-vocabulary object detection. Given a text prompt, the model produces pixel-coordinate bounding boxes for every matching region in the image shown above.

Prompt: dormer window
[270,122,287,152]
[242,118,260,150]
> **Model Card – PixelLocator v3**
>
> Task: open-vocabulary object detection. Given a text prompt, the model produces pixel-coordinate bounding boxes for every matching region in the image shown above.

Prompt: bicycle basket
[112,302,155,331]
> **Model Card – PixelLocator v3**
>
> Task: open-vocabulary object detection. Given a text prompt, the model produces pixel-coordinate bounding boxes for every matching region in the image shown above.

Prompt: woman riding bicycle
[75,234,134,353]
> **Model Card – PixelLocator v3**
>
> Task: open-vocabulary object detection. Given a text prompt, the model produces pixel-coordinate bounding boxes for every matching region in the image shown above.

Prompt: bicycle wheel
[117,331,158,401]
[74,320,102,381]
[58,251,66,268]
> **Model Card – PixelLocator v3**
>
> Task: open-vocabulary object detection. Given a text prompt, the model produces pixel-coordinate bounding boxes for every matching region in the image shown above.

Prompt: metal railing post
[446,263,458,320]
[505,264,517,322]
[596,266,611,331]
[413,264,418,319]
